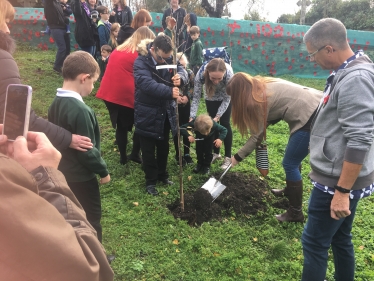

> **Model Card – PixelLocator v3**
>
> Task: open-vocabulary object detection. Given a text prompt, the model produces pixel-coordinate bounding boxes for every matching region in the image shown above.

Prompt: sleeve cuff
[344,147,368,164]
[234,154,243,162]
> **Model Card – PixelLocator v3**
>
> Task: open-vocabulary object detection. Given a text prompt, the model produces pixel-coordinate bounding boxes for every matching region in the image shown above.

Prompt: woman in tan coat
[227,72,322,222]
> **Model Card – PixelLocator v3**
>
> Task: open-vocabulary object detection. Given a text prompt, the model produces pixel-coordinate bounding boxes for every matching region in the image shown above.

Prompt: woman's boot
[275,180,304,222]
[271,165,302,197]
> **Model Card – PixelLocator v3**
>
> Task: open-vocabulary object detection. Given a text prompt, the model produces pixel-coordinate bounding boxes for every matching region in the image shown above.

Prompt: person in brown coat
[227,73,322,222]
[0,125,114,281]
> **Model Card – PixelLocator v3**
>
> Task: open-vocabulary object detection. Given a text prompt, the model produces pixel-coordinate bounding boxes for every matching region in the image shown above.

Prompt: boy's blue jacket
[97,20,110,48]
[133,41,188,140]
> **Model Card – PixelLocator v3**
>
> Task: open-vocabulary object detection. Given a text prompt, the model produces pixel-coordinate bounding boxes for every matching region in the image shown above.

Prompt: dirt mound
[168,172,280,226]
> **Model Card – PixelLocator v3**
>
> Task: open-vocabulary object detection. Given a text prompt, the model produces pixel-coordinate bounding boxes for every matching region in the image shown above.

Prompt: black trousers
[139,119,171,186]
[68,177,102,243]
[205,100,232,158]
[116,118,141,164]
[173,102,191,158]
[196,133,214,167]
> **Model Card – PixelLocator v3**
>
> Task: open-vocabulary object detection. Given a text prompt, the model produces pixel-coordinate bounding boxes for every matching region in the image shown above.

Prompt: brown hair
[62,51,100,81]
[109,23,120,48]
[101,44,112,53]
[113,0,126,9]
[203,58,226,98]
[117,26,155,52]
[194,114,213,135]
[131,9,152,29]
[0,0,15,27]
[96,5,109,16]
[190,26,200,35]
[227,72,278,136]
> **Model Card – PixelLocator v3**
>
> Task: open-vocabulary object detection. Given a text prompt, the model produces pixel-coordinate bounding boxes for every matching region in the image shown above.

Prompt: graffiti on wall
[10,8,374,78]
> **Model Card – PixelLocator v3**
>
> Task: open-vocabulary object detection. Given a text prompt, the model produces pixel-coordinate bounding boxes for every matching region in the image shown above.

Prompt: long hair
[109,23,120,48]
[203,58,226,98]
[226,72,277,136]
[113,0,126,10]
[0,0,15,27]
[131,9,152,30]
[117,26,155,53]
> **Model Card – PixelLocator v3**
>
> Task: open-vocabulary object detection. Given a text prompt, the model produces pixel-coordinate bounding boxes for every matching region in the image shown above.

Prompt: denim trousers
[80,45,96,57]
[282,130,310,181]
[50,28,70,70]
[301,187,359,281]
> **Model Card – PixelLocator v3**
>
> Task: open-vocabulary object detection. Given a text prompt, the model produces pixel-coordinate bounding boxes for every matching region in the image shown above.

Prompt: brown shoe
[275,180,304,223]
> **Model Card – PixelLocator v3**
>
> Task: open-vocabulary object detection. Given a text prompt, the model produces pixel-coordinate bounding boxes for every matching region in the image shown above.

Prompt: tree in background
[277,12,300,24]
[243,0,265,21]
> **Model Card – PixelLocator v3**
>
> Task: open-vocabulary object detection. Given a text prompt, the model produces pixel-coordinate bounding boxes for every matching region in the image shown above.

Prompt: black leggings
[205,100,232,158]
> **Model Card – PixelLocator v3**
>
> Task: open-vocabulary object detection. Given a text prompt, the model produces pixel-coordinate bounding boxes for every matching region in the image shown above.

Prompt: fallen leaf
[253,237,258,242]
[133,202,139,206]
[213,252,220,257]
[359,245,364,250]
[163,191,169,195]
[188,176,192,181]
[173,239,179,245]
[113,148,117,151]
[176,249,180,252]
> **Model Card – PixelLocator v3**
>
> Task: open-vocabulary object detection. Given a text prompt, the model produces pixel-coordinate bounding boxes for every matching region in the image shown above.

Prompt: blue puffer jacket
[133,41,188,140]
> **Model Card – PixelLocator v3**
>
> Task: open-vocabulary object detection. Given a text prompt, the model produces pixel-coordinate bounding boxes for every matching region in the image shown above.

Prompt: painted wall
[10,8,374,78]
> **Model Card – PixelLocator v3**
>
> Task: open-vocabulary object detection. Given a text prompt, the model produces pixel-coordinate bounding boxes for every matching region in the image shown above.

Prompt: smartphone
[2,84,32,141]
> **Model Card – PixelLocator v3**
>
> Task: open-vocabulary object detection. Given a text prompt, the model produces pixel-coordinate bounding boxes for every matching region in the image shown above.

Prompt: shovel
[201,163,232,202]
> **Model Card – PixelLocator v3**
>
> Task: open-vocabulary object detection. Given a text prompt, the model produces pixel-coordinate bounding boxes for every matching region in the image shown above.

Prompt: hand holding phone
[2,84,32,141]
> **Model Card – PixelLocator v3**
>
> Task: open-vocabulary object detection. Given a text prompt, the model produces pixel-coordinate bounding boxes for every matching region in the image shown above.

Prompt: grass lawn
[14,47,374,281]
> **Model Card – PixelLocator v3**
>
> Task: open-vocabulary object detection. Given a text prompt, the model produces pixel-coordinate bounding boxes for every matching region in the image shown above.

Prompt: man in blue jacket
[133,34,188,196]
[302,18,374,280]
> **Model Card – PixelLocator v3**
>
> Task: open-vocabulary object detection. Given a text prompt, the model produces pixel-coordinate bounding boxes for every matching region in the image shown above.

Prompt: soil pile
[168,172,282,226]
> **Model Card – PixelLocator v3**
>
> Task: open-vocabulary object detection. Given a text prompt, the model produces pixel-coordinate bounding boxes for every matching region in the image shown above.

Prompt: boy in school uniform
[189,25,203,75]
[48,51,110,244]
[180,114,227,174]
[97,44,112,81]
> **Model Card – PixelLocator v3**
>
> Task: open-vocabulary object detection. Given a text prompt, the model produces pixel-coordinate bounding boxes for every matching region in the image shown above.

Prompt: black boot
[275,180,304,223]
[271,165,302,197]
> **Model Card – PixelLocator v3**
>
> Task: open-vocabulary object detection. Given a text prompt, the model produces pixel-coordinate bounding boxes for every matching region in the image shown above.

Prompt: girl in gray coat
[227,72,322,223]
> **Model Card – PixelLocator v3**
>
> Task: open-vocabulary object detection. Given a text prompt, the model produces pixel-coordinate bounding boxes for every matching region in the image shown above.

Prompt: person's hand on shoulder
[70,134,93,151]
[100,174,110,184]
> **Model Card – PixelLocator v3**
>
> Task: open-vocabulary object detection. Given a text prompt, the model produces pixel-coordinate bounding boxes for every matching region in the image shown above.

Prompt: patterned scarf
[81,1,91,17]
[319,50,364,109]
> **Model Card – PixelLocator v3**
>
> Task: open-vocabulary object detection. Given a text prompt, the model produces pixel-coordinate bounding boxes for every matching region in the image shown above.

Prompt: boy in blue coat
[97,5,111,48]
[133,34,188,196]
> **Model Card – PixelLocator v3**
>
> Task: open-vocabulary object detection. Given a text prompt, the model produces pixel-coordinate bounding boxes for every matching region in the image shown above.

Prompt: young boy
[133,34,188,196]
[42,0,72,34]
[181,114,227,174]
[48,51,110,243]
[97,44,112,81]
[189,25,203,75]
[97,5,111,48]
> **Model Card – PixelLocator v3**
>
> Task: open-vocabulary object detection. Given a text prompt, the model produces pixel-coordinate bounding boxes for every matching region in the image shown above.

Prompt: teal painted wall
[10,8,374,78]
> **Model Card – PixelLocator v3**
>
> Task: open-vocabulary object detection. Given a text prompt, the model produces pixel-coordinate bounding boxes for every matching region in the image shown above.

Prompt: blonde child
[109,23,120,50]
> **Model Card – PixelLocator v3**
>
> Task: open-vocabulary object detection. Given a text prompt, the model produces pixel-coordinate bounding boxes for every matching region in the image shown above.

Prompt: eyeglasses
[155,49,172,62]
[307,45,326,61]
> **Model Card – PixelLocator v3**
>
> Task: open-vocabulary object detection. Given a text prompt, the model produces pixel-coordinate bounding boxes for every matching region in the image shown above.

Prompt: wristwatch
[334,185,351,193]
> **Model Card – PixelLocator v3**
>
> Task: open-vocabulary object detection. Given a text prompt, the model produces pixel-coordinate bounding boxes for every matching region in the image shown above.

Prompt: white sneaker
[220,156,231,170]
[211,153,222,163]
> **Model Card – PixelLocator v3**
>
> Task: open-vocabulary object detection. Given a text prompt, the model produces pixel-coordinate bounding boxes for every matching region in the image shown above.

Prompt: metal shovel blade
[200,163,232,202]
[201,177,227,202]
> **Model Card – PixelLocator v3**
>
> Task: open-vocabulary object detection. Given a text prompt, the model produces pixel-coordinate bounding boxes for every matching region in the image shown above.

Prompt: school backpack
[199,46,232,84]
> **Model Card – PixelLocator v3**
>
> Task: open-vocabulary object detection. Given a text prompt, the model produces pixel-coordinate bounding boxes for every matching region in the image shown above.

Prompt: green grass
[14,47,374,281]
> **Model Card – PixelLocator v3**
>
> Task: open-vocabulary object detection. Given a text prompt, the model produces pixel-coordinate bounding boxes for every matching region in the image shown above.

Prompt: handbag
[255,92,269,176]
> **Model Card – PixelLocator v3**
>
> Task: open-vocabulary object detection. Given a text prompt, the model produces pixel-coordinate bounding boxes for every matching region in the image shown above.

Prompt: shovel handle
[214,163,232,186]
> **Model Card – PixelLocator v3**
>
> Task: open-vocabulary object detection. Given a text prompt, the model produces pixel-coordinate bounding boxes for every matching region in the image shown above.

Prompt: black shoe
[120,156,128,165]
[193,164,202,173]
[184,154,194,164]
[146,185,158,196]
[158,178,174,185]
[107,254,116,264]
[200,166,210,175]
[128,153,142,164]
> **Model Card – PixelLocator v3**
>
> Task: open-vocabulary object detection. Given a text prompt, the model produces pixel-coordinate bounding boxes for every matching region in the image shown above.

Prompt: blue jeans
[80,45,96,57]
[282,130,310,181]
[301,188,359,281]
[50,28,70,70]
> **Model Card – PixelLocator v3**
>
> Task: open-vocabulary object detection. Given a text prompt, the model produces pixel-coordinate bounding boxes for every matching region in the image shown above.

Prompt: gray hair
[303,18,349,50]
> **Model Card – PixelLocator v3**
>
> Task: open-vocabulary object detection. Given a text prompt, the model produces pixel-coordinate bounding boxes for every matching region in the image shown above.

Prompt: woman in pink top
[96,26,155,164]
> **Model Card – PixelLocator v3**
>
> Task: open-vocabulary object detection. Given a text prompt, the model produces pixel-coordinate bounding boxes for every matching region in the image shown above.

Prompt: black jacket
[44,0,67,29]
[0,31,71,150]
[133,42,188,139]
[71,0,97,47]
[184,13,197,58]
[162,7,187,49]
[117,24,134,45]
[109,6,133,26]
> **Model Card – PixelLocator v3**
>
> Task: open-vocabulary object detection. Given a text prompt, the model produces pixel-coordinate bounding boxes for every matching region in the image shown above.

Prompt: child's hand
[213,139,222,148]
[172,74,181,86]
[188,136,195,143]
[172,87,180,99]
[100,174,111,184]
[166,16,176,30]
